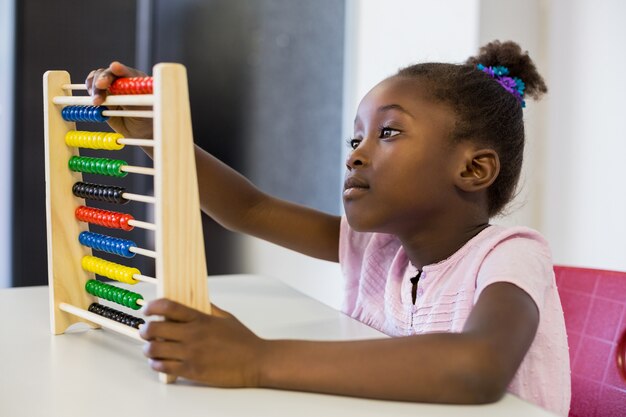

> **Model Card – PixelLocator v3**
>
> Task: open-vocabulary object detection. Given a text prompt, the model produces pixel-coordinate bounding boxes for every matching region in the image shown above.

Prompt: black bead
[87,302,143,328]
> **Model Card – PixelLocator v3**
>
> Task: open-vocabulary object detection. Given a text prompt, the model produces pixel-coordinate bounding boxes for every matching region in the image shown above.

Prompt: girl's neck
[398,219,491,270]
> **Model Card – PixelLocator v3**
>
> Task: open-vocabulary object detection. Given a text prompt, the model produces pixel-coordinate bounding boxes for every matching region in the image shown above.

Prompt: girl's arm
[141,281,539,404]
[87,62,340,262]
[193,145,340,261]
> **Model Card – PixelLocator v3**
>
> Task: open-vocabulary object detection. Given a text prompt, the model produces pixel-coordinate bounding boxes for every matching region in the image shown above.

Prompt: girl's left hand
[139,299,265,387]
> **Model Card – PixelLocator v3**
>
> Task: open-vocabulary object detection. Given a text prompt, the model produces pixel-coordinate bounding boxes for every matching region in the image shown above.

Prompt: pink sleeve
[339,216,363,313]
[474,232,555,312]
[339,216,381,314]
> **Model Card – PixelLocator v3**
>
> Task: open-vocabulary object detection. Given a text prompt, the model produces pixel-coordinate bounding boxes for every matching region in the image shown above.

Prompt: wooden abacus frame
[43,63,211,382]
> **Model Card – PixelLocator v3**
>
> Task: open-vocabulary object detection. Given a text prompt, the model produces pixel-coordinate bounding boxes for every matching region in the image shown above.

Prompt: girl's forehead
[355,76,452,125]
[366,76,422,101]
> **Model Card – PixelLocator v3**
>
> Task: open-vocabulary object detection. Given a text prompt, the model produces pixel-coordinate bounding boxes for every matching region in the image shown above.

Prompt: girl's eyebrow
[354,103,415,125]
[377,104,415,118]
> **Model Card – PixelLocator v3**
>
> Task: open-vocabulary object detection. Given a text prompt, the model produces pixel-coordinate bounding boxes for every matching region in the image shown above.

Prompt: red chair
[555,266,626,417]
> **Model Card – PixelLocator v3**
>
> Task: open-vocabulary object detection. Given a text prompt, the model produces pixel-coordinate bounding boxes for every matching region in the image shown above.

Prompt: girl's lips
[344,175,369,190]
[343,176,370,199]
[343,186,369,198]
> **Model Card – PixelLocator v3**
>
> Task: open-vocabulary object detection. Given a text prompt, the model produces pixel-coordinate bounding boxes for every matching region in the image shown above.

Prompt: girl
[87,40,570,416]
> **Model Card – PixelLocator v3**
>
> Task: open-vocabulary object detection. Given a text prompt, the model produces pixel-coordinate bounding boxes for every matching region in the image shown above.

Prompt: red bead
[119,214,135,231]
[109,77,153,95]
[74,206,134,231]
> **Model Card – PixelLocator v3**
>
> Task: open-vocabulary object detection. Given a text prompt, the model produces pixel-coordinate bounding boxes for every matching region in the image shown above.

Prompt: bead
[74,206,135,231]
[61,106,109,122]
[109,77,154,95]
[72,181,129,204]
[88,302,145,328]
[81,255,140,284]
[78,231,137,258]
[84,279,143,310]
[68,156,128,178]
[118,213,133,231]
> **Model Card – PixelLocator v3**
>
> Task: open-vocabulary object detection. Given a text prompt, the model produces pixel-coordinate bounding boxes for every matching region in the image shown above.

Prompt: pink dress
[339,217,571,416]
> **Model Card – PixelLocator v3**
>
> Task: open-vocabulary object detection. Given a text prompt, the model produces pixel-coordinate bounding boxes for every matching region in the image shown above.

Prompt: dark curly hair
[396,40,547,217]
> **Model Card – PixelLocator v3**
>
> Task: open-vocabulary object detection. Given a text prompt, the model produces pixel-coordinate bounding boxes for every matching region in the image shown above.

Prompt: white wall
[0,0,15,288]
[542,0,626,271]
[478,0,548,229]
[473,0,626,271]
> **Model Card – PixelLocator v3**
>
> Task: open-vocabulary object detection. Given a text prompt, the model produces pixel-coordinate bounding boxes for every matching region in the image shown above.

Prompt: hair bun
[466,40,547,100]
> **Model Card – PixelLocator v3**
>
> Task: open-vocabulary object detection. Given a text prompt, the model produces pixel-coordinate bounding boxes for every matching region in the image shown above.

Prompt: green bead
[108,286,118,301]
[113,160,127,177]
[95,158,106,174]
[117,161,125,177]
[68,156,129,177]
[83,279,144,310]
[122,293,133,308]
[115,289,125,304]
[85,279,96,293]
[68,157,78,171]
[131,294,141,309]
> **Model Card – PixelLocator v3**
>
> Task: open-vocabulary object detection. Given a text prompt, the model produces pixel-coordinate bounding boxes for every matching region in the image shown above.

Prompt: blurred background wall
[1,0,625,310]
[0,0,345,293]
[0,0,15,290]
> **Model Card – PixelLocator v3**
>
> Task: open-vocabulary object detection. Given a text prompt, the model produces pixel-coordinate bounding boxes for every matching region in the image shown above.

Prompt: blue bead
[78,231,136,258]
[96,106,109,122]
[78,231,88,245]
[60,106,109,122]
[122,242,136,258]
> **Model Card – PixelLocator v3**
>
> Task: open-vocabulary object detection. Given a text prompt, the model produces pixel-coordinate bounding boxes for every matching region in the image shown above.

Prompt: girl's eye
[380,127,400,138]
[347,138,361,150]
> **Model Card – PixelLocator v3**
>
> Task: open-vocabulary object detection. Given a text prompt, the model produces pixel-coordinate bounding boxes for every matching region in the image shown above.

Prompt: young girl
[87,40,570,416]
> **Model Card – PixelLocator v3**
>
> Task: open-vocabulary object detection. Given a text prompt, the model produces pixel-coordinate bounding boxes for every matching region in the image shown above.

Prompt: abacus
[44,64,211,383]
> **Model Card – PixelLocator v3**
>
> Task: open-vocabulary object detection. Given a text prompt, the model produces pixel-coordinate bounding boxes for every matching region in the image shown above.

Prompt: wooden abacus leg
[44,70,99,334]
[153,64,212,383]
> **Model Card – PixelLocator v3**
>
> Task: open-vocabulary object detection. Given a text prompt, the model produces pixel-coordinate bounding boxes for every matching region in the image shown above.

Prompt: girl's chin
[344,213,381,233]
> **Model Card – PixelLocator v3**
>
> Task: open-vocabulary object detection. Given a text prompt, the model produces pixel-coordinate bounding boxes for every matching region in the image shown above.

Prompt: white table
[0,274,558,417]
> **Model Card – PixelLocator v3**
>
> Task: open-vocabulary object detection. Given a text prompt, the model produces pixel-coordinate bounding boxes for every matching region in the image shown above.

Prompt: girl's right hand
[85,61,153,139]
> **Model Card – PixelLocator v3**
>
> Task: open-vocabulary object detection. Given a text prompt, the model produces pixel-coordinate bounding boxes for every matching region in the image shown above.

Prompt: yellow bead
[80,255,139,285]
[64,131,124,150]
[106,133,124,150]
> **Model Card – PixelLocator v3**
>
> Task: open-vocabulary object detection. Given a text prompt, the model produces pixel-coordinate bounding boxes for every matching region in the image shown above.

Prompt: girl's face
[343,76,468,235]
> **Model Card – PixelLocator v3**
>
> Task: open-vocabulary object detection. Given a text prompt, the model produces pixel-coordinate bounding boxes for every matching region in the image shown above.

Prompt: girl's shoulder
[477,224,552,257]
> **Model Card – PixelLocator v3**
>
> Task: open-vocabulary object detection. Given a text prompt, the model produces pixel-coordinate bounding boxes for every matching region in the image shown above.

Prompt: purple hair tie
[477,64,526,108]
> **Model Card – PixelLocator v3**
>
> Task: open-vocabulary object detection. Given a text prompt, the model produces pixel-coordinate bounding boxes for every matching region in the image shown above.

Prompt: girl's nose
[345,144,368,171]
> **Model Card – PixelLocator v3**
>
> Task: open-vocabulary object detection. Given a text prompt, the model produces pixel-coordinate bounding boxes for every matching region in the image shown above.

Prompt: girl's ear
[455,148,500,192]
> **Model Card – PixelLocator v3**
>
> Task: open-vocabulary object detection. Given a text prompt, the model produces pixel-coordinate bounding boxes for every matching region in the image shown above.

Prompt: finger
[86,68,107,105]
[88,68,112,106]
[148,358,185,376]
[94,69,117,90]
[210,303,234,319]
[109,61,145,78]
[143,340,186,361]
[139,320,188,342]
[142,298,199,322]
[89,62,147,106]
[85,70,96,92]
